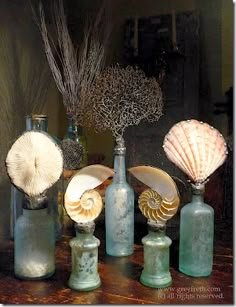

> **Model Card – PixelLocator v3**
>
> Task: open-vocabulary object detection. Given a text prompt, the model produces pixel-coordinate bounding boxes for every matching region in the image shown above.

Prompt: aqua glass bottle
[68,222,101,291]
[140,221,172,288]
[179,183,214,277]
[10,114,48,239]
[14,194,55,280]
[105,138,134,256]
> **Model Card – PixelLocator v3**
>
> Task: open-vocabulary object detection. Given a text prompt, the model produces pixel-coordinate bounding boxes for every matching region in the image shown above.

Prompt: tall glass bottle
[10,114,63,240]
[68,222,101,291]
[14,194,55,280]
[179,183,214,277]
[105,137,134,256]
[10,114,48,239]
[140,221,172,288]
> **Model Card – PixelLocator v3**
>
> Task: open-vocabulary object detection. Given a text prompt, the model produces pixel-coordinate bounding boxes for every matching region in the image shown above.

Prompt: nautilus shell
[65,164,114,223]
[129,166,179,222]
[163,119,228,184]
[6,131,63,196]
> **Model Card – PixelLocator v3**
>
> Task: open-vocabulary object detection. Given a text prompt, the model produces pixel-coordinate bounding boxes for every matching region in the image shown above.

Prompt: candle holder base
[140,272,172,289]
[68,274,101,291]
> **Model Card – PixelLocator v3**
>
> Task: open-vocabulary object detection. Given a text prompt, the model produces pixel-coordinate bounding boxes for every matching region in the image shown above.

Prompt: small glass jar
[140,221,172,288]
[14,195,55,280]
[68,222,101,291]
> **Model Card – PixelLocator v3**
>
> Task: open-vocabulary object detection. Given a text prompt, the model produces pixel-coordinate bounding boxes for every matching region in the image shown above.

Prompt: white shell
[129,165,180,222]
[6,131,63,196]
[163,119,227,184]
[129,165,179,202]
[65,164,114,222]
[65,164,114,202]
[65,189,103,223]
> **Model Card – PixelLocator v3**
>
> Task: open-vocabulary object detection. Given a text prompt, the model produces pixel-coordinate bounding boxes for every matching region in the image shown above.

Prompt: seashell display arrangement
[129,165,179,223]
[64,164,114,223]
[6,131,63,197]
[163,119,228,185]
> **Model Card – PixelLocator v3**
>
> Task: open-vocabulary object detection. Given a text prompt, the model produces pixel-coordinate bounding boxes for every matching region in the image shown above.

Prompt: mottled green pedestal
[140,221,172,288]
[68,222,101,291]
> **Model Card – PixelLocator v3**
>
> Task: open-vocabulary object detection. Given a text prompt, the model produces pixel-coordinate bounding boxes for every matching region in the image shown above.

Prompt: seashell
[5,131,63,196]
[129,165,179,203]
[128,165,179,222]
[163,119,227,184]
[139,189,178,222]
[65,189,103,223]
[65,164,114,223]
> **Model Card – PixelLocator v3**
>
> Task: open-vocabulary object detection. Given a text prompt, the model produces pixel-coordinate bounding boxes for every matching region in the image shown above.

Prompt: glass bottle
[14,194,55,280]
[68,222,101,291]
[105,137,134,256]
[140,221,172,288]
[179,183,214,277]
[65,117,88,168]
[10,114,48,239]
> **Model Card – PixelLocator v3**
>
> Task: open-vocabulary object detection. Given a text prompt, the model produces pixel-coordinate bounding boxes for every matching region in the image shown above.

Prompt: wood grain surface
[0,224,233,304]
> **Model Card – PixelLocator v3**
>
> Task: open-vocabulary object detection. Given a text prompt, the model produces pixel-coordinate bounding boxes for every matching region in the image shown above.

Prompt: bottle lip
[26,114,48,120]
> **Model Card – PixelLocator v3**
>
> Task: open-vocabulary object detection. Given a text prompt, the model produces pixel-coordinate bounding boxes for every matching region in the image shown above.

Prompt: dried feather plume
[83,65,163,142]
[36,0,109,126]
[6,131,63,197]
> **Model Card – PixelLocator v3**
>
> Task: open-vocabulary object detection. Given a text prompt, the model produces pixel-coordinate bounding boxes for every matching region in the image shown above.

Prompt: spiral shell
[65,164,114,223]
[163,119,228,184]
[65,189,103,223]
[139,189,178,222]
[129,165,179,223]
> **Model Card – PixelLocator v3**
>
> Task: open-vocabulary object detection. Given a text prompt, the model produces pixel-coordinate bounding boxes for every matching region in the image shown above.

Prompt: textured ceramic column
[68,222,101,291]
[140,221,172,288]
[14,195,55,280]
[105,138,134,256]
[179,183,214,277]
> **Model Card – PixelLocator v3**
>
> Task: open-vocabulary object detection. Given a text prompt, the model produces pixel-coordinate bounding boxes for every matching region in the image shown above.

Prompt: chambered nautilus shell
[129,166,180,223]
[65,164,114,223]
[163,119,228,184]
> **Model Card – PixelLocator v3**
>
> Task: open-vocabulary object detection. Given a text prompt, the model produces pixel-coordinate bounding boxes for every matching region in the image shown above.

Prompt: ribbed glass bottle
[14,195,55,280]
[179,183,214,277]
[105,139,134,256]
[140,221,172,288]
[68,222,101,291]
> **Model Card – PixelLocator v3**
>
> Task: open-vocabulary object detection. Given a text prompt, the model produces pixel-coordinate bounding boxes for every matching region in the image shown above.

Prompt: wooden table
[0,223,233,304]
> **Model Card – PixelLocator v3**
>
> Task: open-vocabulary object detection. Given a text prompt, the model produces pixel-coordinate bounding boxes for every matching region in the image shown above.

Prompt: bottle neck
[147,220,166,237]
[67,118,84,142]
[26,115,48,132]
[113,153,126,183]
[191,183,205,203]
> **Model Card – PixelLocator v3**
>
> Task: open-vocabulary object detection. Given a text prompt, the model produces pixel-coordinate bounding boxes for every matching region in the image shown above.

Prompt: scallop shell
[128,165,179,222]
[139,189,178,222]
[163,119,228,184]
[65,189,103,223]
[65,164,114,223]
[5,131,63,196]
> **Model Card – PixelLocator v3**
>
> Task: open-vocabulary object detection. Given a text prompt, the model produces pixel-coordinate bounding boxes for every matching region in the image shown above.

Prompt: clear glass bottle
[105,138,134,256]
[68,222,101,291]
[140,221,172,288]
[10,114,48,239]
[179,183,214,277]
[14,194,55,280]
[65,117,88,168]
